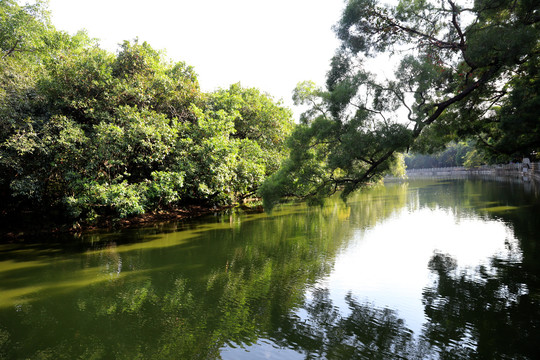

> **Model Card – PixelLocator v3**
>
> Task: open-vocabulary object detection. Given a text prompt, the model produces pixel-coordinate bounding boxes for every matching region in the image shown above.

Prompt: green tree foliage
[0,2,293,224]
[207,84,294,199]
[261,0,540,209]
[405,141,475,169]
[477,56,540,161]
[0,0,50,59]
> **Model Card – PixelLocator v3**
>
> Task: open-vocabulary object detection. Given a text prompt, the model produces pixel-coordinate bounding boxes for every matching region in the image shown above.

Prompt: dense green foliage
[261,0,540,209]
[404,141,475,169]
[0,1,293,223]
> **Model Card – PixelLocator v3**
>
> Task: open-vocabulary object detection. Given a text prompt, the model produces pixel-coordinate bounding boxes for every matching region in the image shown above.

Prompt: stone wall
[390,162,540,181]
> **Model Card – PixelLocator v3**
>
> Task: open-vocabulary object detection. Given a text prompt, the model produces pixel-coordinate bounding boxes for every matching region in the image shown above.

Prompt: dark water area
[1,179,539,359]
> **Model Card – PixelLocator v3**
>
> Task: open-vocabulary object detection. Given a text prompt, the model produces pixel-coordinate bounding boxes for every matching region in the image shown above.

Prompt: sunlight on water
[0,231,203,308]
[88,234,188,255]
[478,205,520,212]
[0,259,49,274]
[0,270,120,308]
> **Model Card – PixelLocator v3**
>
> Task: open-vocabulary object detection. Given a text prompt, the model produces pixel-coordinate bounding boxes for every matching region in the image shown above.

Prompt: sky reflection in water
[318,207,518,335]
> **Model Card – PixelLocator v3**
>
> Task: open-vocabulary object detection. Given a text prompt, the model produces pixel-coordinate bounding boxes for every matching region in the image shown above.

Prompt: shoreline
[0,203,263,242]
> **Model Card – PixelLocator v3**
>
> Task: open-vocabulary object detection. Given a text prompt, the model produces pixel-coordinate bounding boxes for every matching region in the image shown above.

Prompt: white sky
[46,0,345,118]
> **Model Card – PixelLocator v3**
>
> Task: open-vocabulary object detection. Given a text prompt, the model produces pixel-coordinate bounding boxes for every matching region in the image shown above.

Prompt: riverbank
[0,202,263,242]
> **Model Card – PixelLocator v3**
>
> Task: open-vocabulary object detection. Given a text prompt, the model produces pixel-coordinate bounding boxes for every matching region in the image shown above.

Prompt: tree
[0,0,295,224]
[176,84,294,205]
[405,141,475,169]
[477,55,540,161]
[0,0,49,59]
[207,84,294,199]
[261,0,540,209]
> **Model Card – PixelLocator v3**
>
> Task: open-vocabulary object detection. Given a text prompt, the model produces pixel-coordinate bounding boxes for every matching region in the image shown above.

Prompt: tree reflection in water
[267,247,540,360]
[271,288,432,360]
[422,252,540,360]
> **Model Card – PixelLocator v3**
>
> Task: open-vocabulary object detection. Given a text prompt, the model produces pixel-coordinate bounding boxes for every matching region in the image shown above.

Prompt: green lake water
[1,178,539,359]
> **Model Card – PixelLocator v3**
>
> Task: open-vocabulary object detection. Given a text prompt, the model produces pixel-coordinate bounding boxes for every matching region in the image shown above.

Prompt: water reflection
[0,179,539,359]
[270,289,428,360]
[423,252,540,359]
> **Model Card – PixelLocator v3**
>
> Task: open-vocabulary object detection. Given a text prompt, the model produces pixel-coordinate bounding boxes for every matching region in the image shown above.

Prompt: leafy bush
[146,171,184,207]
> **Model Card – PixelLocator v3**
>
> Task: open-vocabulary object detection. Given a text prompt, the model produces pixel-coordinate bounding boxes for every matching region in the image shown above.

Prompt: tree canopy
[0,1,294,225]
[260,0,540,209]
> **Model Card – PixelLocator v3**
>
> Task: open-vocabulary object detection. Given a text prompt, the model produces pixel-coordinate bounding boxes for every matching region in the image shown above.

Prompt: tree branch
[1,41,20,60]
[419,64,501,133]
[369,7,461,51]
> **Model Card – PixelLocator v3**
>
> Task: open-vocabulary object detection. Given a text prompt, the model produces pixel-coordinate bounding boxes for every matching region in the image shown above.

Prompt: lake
[1,178,539,359]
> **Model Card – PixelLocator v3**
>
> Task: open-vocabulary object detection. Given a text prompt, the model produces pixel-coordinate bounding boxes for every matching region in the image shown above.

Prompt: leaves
[0,3,294,223]
[262,0,540,208]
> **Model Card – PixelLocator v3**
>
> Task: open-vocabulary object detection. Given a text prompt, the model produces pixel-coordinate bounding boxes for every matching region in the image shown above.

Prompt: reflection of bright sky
[222,339,304,360]
[311,206,520,335]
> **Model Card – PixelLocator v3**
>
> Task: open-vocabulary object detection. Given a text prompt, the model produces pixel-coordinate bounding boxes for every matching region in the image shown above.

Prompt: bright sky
[47,0,345,118]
